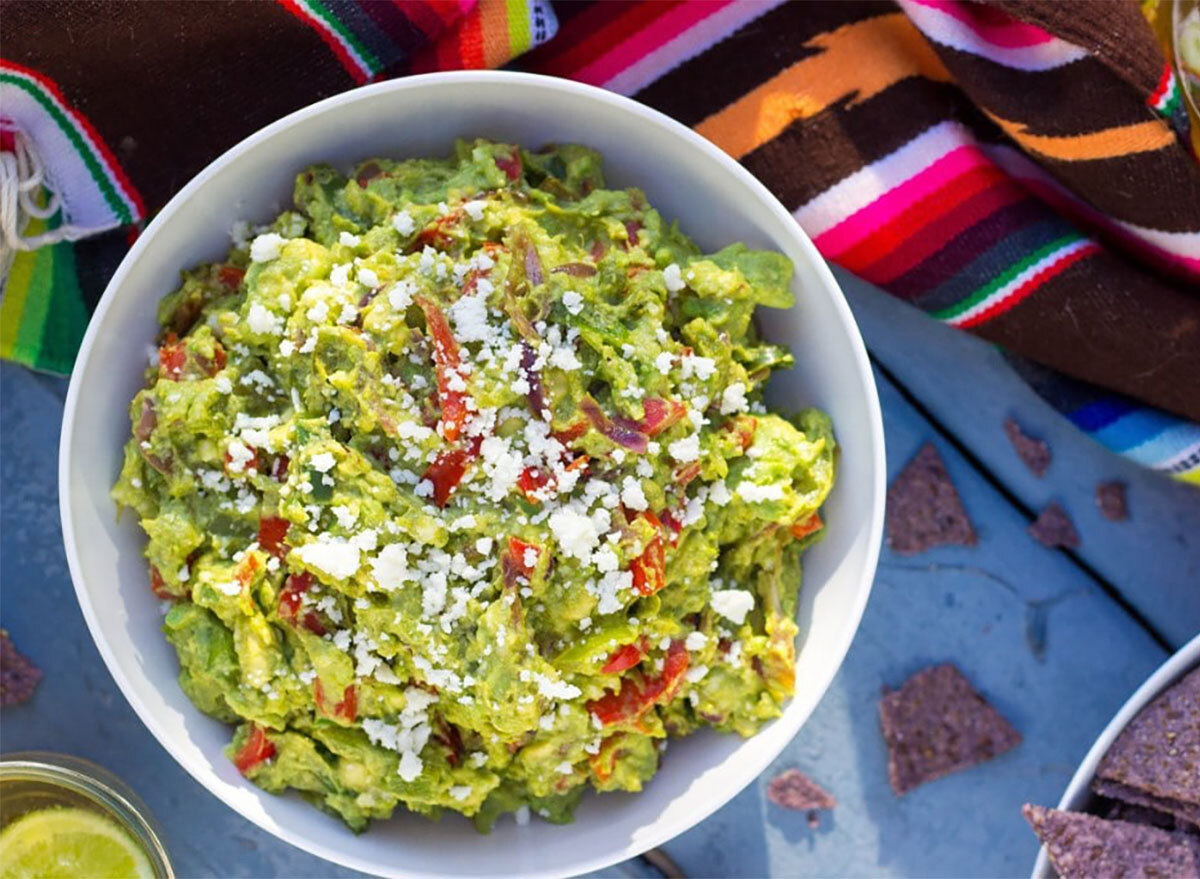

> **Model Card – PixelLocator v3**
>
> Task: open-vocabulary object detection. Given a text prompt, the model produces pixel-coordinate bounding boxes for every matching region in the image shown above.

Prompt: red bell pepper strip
[587,641,689,726]
[517,466,552,503]
[638,398,687,437]
[790,512,823,540]
[629,511,667,597]
[148,566,175,601]
[314,680,357,723]
[277,572,326,635]
[233,724,276,773]
[495,150,522,182]
[257,516,291,558]
[723,415,757,452]
[601,643,644,674]
[217,265,245,288]
[158,333,186,380]
[415,296,469,442]
[422,436,482,508]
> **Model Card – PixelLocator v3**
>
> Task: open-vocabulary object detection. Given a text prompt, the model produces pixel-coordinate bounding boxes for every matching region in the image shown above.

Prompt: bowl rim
[58,69,886,878]
[1030,631,1200,879]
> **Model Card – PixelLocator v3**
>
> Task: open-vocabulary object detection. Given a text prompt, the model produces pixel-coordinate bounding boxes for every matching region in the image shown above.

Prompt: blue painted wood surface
[2,272,1196,877]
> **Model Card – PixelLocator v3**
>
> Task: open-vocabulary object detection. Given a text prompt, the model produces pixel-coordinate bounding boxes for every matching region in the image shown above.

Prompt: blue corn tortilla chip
[1094,667,1200,830]
[767,769,835,812]
[1096,480,1128,521]
[1028,502,1080,549]
[1004,418,1051,477]
[1024,804,1200,879]
[879,663,1020,795]
[0,630,41,706]
[885,443,976,555]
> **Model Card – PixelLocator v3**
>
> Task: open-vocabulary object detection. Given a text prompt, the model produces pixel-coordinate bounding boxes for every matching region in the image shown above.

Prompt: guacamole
[113,140,836,831]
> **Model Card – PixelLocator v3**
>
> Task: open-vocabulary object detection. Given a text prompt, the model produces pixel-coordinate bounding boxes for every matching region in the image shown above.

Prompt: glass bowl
[0,753,173,878]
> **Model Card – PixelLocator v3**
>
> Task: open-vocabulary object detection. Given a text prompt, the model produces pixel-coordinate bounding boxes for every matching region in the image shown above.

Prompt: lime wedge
[0,807,155,879]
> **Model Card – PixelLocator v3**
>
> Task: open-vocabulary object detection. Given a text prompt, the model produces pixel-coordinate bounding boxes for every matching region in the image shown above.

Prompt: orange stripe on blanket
[695,13,952,160]
[983,111,1175,162]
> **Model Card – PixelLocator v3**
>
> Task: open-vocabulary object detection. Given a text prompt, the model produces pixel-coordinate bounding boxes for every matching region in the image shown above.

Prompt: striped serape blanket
[2,0,1198,482]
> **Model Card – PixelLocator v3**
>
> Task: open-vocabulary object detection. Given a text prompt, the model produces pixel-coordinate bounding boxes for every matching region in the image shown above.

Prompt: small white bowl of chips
[1028,632,1200,878]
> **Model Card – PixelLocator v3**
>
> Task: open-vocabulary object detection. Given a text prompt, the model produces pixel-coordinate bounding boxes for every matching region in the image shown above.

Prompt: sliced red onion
[520,342,547,418]
[135,397,157,442]
[581,397,649,453]
[524,239,544,286]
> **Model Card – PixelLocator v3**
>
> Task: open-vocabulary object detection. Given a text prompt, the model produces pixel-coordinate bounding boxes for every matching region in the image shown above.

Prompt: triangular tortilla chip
[1024,804,1200,879]
[885,443,976,555]
[879,664,1020,795]
[1095,667,1200,827]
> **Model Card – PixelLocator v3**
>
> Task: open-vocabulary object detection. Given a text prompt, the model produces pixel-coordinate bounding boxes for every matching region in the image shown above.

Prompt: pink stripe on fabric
[571,0,733,86]
[815,145,991,258]
[908,0,1054,48]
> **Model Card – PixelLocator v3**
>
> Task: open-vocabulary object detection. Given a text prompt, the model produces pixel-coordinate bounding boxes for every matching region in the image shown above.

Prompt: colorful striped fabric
[519,0,1200,483]
[2,0,1198,483]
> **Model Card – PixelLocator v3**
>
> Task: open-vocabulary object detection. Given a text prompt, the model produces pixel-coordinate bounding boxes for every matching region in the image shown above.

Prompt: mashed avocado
[113,140,836,831]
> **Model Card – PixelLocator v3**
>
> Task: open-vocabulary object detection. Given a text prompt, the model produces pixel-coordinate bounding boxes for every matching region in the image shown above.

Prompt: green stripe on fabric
[506,0,532,53]
[0,73,132,224]
[0,250,36,360]
[37,239,89,374]
[304,0,382,74]
[932,234,1080,320]
[10,242,57,364]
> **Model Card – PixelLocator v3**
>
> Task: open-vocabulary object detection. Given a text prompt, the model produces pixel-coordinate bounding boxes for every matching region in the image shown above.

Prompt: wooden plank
[837,268,1200,649]
[658,368,1167,877]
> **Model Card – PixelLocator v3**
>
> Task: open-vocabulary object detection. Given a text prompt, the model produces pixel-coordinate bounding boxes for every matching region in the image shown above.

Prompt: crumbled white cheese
[225,439,255,473]
[339,231,360,247]
[681,353,716,380]
[357,267,380,288]
[654,352,674,375]
[388,279,415,311]
[310,452,336,473]
[295,539,360,580]
[555,761,574,775]
[685,631,708,651]
[720,382,748,414]
[711,589,755,624]
[449,292,491,343]
[392,210,415,236]
[663,263,685,292]
[450,785,473,801]
[462,200,486,221]
[249,233,285,263]
[247,303,280,334]
[620,476,649,512]
[562,290,584,315]
[736,481,786,503]
[668,434,701,463]
[549,508,601,563]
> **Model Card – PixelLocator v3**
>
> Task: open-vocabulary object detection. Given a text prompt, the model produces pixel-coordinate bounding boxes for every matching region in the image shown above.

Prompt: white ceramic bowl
[59,71,885,879]
[1031,632,1200,878]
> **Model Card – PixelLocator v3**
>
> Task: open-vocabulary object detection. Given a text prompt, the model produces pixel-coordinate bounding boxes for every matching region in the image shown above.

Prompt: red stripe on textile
[956,243,1100,329]
[276,0,368,84]
[0,59,146,218]
[396,0,452,36]
[1149,60,1172,105]
[532,2,681,77]
[859,179,1028,285]
[840,165,1014,277]
[458,5,486,69]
